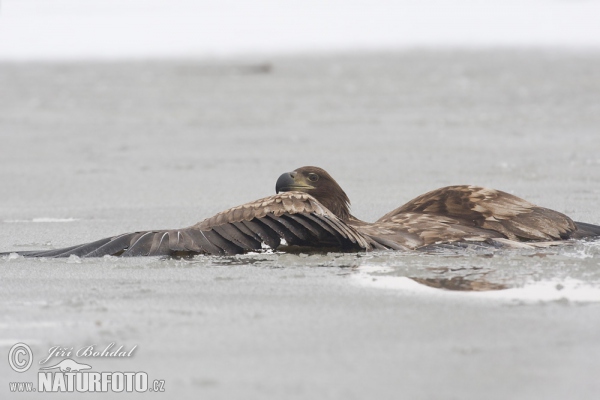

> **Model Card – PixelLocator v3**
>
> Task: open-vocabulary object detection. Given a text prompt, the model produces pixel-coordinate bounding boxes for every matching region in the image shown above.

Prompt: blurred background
[1,0,599,224]
[2,0,600,60]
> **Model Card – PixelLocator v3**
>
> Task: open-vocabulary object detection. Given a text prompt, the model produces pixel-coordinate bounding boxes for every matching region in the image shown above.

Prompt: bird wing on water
[11,192,370,258]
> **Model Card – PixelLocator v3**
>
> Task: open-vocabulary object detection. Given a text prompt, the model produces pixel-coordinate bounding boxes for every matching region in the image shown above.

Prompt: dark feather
[266,214,310,244]
[240,220,281,249]
[148,232,171,256]
[16,244,91,258]
[572,221,600,238]
[285,214,324,238]
[85,233,141,257]
[257,216,296,246]
[212,225,258,250]
[122,232,155,257]
[182,229,224,255]
[301,213,347,246]
[199,229,242,255]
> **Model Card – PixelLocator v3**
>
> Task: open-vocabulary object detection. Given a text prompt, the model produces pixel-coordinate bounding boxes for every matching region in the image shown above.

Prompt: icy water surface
[5,240,600,297]
[185,241,600,299]
[1,51,600,399]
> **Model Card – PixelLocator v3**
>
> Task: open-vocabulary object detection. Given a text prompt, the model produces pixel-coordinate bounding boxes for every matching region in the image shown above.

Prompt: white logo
[7,342,165,394]
[8,343,33,373]
[39,358,92,372]
[37,370,152,393]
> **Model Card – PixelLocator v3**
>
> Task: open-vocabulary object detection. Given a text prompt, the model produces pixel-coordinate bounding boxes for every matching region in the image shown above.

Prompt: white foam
[353,266,600,303]
[32,218,78,223]
[66,255,82,264]
[4,218,78,223]
[0,339,41,347]
[0,322,63,329]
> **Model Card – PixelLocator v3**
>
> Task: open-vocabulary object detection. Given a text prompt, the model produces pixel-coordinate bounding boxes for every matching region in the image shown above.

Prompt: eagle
[3,166,599,258]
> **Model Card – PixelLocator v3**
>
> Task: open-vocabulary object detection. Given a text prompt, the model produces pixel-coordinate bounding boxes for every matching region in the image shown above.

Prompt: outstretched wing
[8,192,371,258]
[369,185,577,248]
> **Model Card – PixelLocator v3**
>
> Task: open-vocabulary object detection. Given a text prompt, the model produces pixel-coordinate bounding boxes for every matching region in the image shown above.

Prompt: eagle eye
[307,173,319,182]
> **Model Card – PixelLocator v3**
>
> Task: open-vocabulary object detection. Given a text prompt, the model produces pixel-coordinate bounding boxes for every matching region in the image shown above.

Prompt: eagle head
[275,166,351,221]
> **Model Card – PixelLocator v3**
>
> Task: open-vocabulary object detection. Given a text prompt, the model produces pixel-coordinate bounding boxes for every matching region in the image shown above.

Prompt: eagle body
[4,166,599,258]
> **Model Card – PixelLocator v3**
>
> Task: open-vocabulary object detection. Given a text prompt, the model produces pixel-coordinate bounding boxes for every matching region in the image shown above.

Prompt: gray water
[1,50,600,399]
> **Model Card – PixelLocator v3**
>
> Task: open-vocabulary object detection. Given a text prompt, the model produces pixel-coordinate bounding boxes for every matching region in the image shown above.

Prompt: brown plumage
[3,166,599,258]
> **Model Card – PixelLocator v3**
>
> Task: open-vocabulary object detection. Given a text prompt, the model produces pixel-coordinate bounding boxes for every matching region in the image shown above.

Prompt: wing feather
[265,214,311,243]
[58,236,127,257]
[239,219,281,249]
[18,243,93,258]
[198,229,243,255]
[191,192,369,252]
[232,221,262,242]
[149,232,171,256]
[285,214,323,238]
[256,215,296,245]
[6,192,370,258]
[212,225,259,250]
[183,229,224,255]
[301,213,347,246]
[367,185,577,248]
[122,232,155,257]
[382,186,576,234]
[84,233,141,257]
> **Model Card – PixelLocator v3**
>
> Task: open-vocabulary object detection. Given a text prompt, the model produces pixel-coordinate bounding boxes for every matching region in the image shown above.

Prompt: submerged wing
[364,185,577,249]
[4,192,370,258]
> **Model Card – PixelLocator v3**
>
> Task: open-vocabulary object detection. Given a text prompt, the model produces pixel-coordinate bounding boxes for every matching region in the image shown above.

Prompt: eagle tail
[573,221,600,239]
